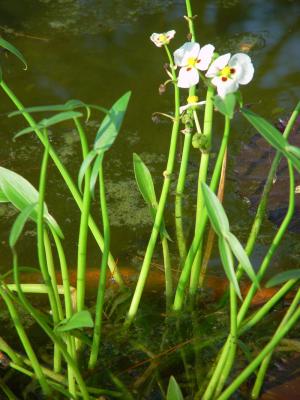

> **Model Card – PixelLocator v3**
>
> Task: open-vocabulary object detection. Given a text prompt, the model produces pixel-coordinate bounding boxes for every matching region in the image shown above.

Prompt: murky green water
[0,1,300,397]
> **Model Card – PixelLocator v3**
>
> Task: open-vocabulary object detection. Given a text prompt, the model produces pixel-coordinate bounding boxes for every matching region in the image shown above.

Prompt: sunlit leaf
[0,37,27,70]
[55,310,94,333]
[133,153,157,207]
[218,237,242,299]
[94,91,131,154]
[90,154,103,197]
[167,376,184,400]
[133,153,171,240]
[201,183,230,237]
[9,203,37,248]
[241,108,300,173]
[266,269,300,288]
[0,189,8,202]
[214,93,236,119]
[13,111,83,139]
[226,232,258,288]
[0,167,63,238]
[78,150,97,193]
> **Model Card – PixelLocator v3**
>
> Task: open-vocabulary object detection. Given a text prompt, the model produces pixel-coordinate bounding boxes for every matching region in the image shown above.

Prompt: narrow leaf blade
[218,237,242,299]
[266,269,300,288]
[201,183,230,237]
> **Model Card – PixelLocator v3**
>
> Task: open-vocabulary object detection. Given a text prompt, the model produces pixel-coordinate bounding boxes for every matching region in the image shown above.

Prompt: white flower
[206,53,254,98]
[150,30,176,47]
[179,95,206,114]
[173,42,215,88]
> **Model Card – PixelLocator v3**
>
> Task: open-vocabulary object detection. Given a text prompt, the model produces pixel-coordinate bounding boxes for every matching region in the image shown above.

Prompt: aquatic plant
[0,0,299,399]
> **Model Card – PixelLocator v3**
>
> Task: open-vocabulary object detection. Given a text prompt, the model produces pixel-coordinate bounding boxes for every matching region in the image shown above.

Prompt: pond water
[0,0,300,398]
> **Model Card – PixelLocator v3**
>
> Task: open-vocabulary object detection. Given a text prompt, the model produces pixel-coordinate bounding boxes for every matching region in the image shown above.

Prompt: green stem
[50,227,77,397]
[174,0,196,264]
[43,229,64,320]
[37,135,61,372]
[214,283,237,397]
[173,114,232,311]
[88,162,110,369]
[185,0,196,40]
[189,101,214,297]
[0,80,124,288]
[0,285,51,395]
[235,100,300,283]
[74,118,92,313]
[252,284,300,399]
[125,45,180,325]
[161,236,173,310]
[203,159,295,398]
[12,252,90,400]
[175,129,192,264]
[217,306,300,400]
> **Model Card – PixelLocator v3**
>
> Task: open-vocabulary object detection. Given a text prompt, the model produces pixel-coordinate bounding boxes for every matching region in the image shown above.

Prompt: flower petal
[174,42,200,67]
[229,53,254,84]
[150,33,164,47]
[196,44,215,70]
[213,77,239,98]
[165,30,176,40]
[177,67,199,88]
[206,53,231,77]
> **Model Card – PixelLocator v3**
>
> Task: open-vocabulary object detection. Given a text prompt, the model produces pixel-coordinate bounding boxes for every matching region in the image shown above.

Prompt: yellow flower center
[220,65,236,81]
[187,95,199,104]
[187,57,197,67]
[221,66,231,78]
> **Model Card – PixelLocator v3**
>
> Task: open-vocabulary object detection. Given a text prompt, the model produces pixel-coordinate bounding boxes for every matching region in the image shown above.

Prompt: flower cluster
[150,30,254,99]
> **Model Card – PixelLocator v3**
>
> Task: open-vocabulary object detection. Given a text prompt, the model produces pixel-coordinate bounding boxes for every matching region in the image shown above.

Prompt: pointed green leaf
[133,153,157,207]
[55,310,94,332]
[9,203,37,248]
[133,153,171,240]
[94,91,131,154]
[167,376,184,400]
[266,269,300,288]
[226,232,258,288]
[78,150,97,193]
[90,154,103,197]
[214,93,236,119]
[14,111,83,139]
[286,145,300,160]
[0,37,27,70]
[201,183,230,237]
[218,237,242,299]
[0,167,63,238]
[241,108,300,172]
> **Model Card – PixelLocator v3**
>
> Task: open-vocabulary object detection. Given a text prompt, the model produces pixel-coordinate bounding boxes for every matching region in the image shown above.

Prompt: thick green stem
[185,0,196,40]
[125,46,180,324]
[89,162,110,369]
[0,80,124,288]
[175,130,192,263]
[173,115,232,311]
[189,104,215,297]
[0,285,51,396]
[174,0,196,264]
[75,118,92,313]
